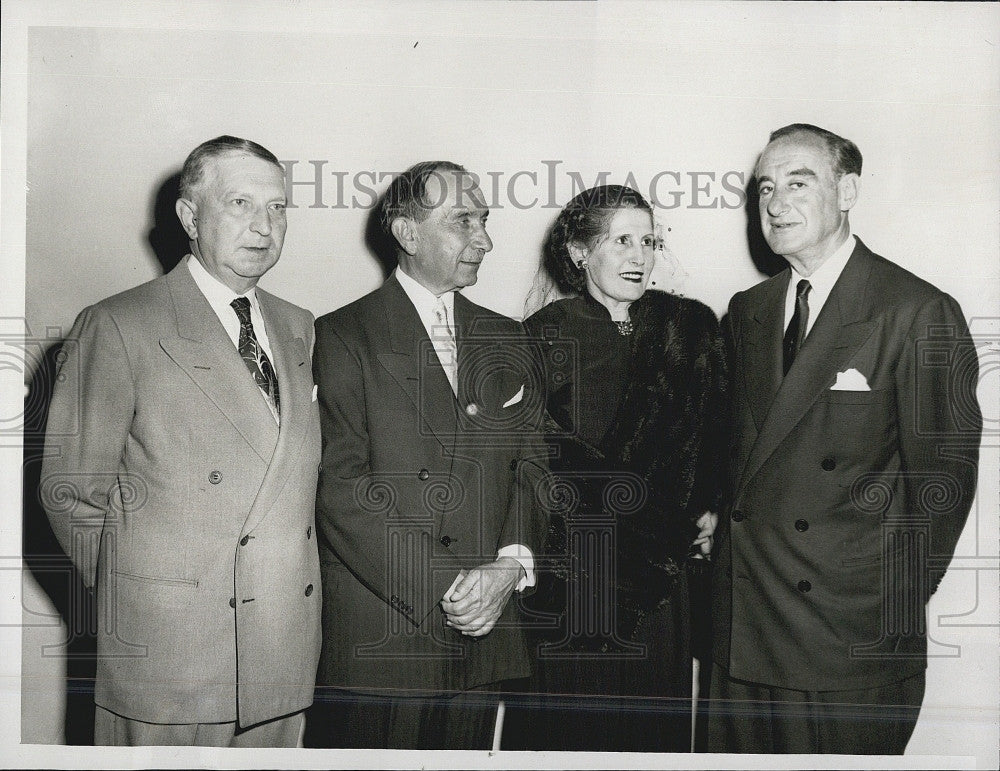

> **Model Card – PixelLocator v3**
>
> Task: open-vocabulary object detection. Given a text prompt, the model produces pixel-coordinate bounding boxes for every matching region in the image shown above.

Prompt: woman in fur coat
[506,185,727,752]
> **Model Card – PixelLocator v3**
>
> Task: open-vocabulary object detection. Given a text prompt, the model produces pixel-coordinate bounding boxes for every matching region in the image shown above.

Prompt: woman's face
[576,207,654,311]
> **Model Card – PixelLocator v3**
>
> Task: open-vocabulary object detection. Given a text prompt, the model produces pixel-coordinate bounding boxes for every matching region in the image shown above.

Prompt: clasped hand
[440,557,523,638]
[691,511,719,558]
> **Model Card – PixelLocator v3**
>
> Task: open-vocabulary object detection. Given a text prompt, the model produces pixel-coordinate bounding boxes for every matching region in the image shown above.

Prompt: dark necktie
[782,279,811,376]
[231,296,280,420]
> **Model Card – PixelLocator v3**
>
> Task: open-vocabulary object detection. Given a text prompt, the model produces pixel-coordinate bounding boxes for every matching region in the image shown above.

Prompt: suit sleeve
[41,305,135,588]
[312,319,466,624]
[894,293,981,594]
[497,323,550,583]
[686,302,729,519]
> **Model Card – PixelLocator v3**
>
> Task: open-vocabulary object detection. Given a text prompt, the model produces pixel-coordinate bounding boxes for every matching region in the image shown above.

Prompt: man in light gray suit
[41,136,322,746]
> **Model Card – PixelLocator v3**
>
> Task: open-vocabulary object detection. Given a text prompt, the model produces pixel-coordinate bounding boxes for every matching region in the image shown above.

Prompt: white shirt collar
[185,254,273,360]
[186,253,260,312]
[785,233,856,335]
[789,232,856,297]
[395,266,455,330]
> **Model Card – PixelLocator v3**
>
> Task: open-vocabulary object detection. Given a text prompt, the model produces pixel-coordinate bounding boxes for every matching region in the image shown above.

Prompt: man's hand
[691,511,719,558]
[440,557,524,637]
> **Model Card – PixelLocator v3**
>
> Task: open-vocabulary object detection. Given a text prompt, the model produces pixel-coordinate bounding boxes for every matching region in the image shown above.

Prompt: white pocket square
[830,368,870,391]
[502,384,525,409]
[312,384,318,402]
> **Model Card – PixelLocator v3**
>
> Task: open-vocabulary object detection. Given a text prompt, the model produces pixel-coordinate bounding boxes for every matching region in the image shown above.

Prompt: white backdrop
[3,1,998,768]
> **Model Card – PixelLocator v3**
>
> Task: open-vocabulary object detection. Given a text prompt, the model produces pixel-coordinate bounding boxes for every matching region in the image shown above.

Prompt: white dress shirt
[187,255,279,424]
[394,266,458,393]
[783,233,856,336]
[394,267,535,592]
[186,254,276,361]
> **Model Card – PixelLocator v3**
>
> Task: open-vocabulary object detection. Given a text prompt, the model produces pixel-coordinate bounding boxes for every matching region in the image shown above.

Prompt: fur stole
[535,290,728,643]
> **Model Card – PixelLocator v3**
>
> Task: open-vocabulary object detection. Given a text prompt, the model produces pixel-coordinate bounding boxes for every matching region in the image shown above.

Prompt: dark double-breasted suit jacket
[313,274,548,694]
[41,261,322,728]
[712,238,981,692]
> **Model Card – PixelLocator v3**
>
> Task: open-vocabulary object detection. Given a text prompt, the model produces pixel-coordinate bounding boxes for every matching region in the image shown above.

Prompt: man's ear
[390,216,419,256]
[838,173,860,212]
[175,197,199,240]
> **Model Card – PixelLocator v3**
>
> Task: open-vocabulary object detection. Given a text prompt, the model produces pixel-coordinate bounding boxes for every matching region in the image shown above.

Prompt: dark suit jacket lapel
[158,263,279,463]
[743,271,787,432]
[737,242,879,499]
[242,289,312,534]
[452,292,502,415]
[376,275,458,443]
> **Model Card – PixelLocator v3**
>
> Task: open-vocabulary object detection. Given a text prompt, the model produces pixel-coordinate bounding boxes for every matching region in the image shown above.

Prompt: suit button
[821,457,836,471]
[209,470,223,484]
[229,597,236,609]
[306,526,312,539]
[418,469,430,481]
[440,535,452,547]
[240,535,249,546]
[731,510,745,522]
[794,519,809,532]
[509,459,518,471]
[305,584,314,597]
[466,403,479,416]
[797,580,812,593]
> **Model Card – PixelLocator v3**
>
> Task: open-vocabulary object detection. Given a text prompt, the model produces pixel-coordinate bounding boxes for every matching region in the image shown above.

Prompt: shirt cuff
[497,544,535,592]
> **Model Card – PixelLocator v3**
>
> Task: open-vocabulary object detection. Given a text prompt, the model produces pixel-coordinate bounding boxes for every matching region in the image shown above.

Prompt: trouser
[304,685,499,750]
[94,705,305,747]
[706,663,925,754]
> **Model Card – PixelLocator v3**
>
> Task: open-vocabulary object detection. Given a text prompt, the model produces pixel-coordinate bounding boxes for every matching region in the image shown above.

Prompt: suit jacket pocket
[111,569,199,587]
[818,387,889,405]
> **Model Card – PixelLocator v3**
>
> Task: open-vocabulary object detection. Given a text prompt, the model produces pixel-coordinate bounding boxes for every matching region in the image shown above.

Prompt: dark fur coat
[530,290,728,647]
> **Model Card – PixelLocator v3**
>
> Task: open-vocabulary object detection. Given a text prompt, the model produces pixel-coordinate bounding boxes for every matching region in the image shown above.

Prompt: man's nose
[249,205,272,236]
[766,191,789,218]
[473,224,493,253]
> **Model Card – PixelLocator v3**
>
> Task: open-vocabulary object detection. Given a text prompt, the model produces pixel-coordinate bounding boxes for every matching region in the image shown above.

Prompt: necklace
[614,319,634,336]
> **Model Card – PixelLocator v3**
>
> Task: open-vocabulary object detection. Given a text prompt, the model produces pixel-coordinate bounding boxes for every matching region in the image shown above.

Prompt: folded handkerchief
[830,368,870,391]
[502,384,525,408]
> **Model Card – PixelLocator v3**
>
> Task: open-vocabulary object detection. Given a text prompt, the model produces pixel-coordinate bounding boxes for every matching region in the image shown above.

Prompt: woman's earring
[576,259,587,270]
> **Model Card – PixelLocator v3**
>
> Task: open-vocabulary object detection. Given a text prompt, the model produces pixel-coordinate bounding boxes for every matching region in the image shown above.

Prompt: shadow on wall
[744,169,787,279]
[21,169,188,745]
[147,170,189,274]
[22,341,96,745]
[363,185,398,281]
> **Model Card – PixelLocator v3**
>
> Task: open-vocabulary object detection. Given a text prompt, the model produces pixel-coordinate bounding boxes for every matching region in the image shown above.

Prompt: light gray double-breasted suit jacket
[42,261,322,728]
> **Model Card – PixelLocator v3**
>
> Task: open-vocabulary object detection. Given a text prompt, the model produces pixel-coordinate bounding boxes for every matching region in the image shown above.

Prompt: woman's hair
[544,185,652,294]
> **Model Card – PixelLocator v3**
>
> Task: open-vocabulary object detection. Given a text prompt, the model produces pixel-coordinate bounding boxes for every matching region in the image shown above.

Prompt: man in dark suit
[709,124,982,754]
[309,161,548,749]
[41,136,322,746]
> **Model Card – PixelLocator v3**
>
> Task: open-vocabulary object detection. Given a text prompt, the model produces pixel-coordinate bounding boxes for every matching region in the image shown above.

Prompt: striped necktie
[432,297,458,395]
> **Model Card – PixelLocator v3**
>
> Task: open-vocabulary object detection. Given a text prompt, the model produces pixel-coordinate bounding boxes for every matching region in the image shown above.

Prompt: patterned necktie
[231,296,281,421]
[432,297,458,395]
[783,279,811,376]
